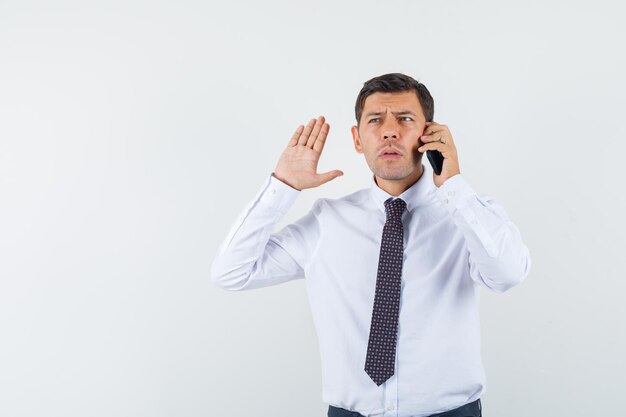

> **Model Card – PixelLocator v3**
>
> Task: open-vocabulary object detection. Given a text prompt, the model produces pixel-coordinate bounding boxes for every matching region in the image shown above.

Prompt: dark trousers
[328,398,481,417]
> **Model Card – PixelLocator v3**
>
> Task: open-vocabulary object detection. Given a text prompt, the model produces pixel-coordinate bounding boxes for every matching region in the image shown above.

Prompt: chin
[375,167,414,181]
[376,161,421,179]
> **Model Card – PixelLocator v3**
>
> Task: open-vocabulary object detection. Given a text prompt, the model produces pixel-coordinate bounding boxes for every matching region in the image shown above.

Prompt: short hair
[354,73,434,125]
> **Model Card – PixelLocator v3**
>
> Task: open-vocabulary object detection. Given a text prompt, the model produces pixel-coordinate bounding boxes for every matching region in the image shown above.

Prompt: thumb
[317,169,344,185]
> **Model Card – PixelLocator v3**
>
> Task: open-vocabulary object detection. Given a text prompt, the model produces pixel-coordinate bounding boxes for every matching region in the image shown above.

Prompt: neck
[375,164,424,197]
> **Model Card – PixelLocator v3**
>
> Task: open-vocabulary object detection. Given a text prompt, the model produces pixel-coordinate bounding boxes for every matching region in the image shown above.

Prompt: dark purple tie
[365,197,406,386]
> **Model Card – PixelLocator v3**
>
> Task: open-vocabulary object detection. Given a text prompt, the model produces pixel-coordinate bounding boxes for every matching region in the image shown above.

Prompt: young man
[211,73,531,417]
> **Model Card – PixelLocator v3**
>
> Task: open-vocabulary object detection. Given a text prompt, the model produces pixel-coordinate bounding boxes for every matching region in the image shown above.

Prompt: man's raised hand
[273,116,344,191]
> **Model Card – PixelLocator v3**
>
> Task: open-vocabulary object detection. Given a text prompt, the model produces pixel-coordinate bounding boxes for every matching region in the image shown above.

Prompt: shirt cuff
[257,172,301,214]
[435,174,477,214]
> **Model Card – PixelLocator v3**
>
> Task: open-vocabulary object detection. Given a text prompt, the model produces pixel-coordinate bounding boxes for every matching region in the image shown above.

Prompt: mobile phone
[426,150,444,175]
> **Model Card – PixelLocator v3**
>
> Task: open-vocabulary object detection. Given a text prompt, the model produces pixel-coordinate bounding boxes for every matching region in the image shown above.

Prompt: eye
[368,118,380,123]
[399,116,413,122]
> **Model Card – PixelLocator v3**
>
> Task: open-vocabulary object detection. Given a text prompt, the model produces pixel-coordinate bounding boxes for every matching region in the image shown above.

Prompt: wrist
[272,172,301,191]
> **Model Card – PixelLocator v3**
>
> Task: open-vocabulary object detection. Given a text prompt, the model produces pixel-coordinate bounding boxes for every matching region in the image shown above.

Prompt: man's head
[354,73,434,126]
[351,73,435,195]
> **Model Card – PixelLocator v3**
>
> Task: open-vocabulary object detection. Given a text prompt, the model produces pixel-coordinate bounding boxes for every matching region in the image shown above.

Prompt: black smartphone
[426,150,444,175]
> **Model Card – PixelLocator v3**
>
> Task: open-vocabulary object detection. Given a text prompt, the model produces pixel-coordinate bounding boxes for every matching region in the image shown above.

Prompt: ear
[351,125,364,154]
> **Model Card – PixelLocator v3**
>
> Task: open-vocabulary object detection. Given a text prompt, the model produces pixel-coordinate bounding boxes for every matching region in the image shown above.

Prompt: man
[211,73,531,417]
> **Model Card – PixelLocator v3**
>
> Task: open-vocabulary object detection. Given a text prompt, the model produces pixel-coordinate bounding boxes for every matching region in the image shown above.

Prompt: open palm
[274,116,343,190]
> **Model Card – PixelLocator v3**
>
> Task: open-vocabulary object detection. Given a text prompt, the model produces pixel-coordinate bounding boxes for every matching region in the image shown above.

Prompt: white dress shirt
[211,165,531,417]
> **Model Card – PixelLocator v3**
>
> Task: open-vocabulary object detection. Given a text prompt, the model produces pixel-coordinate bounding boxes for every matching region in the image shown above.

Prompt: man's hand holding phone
[273,116,344,191]
[418,121,461,188]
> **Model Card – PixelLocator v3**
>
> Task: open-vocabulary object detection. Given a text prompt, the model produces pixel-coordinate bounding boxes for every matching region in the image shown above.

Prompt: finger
[316,169,344,186]
[312,123,330,154]
[289,125,304,147]
[422,125,444,137]
[306,116,325,148]
[298,118,317,146]
[417,142,446,153]
[423,121,438,132]
[420,132,445,143]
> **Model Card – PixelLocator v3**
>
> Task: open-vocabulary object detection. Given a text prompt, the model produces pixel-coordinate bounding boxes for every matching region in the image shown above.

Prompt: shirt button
[448,190,456,197]
[271,188,276,194]
[386,405,395,411]
[444,198,449,204]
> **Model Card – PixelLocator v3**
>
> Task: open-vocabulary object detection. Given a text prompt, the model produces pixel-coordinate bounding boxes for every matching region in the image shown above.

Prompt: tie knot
[384,198,406,222]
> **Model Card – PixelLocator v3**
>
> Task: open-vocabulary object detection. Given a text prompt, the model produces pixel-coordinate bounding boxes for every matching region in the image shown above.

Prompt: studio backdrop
[0,1,624,416]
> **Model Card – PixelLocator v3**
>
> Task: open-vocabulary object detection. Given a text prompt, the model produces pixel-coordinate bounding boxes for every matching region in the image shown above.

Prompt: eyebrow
[364,110,417,118]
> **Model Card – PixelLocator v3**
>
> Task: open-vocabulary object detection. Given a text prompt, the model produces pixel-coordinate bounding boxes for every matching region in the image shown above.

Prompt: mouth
[379,149,403,159]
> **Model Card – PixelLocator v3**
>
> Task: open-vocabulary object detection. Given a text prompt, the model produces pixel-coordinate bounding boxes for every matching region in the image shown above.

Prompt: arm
[211,116,343,291]
[419,122,531,292]
[436,175,531,293]
[210,173,320,291]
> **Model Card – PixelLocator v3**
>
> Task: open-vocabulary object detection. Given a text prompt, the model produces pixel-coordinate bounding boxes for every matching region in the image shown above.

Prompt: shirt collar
[368,164,437,214]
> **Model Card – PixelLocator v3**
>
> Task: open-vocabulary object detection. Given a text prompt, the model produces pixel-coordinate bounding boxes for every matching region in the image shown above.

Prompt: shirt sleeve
[210,173,320,291]
[435,174,531,293]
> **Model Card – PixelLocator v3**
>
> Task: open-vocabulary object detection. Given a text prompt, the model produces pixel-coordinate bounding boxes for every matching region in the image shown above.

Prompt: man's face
[351,91,427,182]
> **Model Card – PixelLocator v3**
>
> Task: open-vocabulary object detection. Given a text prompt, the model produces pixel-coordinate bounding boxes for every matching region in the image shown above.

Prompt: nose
[382,118,399,141]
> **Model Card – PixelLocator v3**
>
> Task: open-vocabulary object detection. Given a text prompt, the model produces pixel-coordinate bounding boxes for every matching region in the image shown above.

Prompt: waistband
[328,398,481,417]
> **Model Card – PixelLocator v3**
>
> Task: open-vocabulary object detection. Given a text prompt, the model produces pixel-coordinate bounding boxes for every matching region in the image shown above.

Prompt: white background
[1,1,624,416]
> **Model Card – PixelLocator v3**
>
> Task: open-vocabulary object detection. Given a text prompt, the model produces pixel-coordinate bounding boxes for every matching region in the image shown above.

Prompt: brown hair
[355,73,434,125]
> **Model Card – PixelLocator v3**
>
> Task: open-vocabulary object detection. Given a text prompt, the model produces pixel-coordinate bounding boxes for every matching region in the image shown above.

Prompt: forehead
[362,91,422,112]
